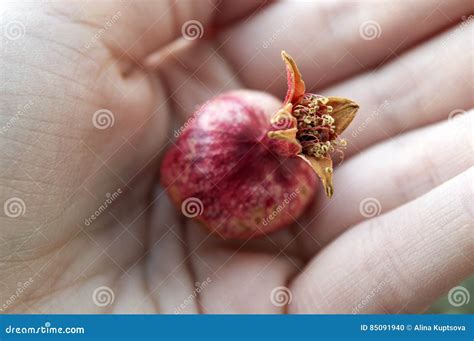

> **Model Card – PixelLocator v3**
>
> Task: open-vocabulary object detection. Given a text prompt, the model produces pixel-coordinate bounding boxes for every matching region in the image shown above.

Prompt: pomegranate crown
[268,51,359,198]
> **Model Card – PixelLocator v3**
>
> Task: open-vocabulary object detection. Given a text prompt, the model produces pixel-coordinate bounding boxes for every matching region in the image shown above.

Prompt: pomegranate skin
[161,90,317,239]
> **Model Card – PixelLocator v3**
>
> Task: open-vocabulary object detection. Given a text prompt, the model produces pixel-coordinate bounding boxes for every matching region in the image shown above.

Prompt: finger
[290,167,474,313]
[133,195,198,314]
[51,0,263,62]
[214,0,272,26]
[324,20,474,157]
[218,0,472,95]
[185,222,301,313]
[301,111,473,252]
[153,41,245,122]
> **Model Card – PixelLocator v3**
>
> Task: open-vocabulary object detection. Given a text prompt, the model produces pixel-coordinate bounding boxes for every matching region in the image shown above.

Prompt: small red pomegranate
[161,51,359,239]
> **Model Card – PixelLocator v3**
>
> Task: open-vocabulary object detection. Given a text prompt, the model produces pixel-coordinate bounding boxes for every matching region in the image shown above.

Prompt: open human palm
[1,0,472,314]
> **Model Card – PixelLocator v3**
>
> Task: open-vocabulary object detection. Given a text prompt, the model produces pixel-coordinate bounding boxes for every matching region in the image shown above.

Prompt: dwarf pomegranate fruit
[161,51,359,239]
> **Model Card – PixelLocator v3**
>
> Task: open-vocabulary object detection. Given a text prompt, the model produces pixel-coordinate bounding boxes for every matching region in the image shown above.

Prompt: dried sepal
[298,154,334,198]
[268,103,302,154]
[267,128,302,155]
[281,50,305,105]
[269,51,359,198]
[326,96,359,135]
[267,128,299,143]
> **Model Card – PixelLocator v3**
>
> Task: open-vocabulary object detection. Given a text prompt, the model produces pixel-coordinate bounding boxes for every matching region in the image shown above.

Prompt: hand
[1,0,472,313]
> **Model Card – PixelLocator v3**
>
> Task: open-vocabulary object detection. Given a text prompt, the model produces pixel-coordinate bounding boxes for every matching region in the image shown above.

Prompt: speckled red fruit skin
[160,90,317,239]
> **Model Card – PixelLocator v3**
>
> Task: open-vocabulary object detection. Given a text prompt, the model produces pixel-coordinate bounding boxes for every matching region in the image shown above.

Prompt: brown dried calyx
[268,51,360,198]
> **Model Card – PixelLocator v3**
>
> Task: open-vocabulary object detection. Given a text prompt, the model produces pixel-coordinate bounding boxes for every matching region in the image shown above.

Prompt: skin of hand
[0,0,472,314]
